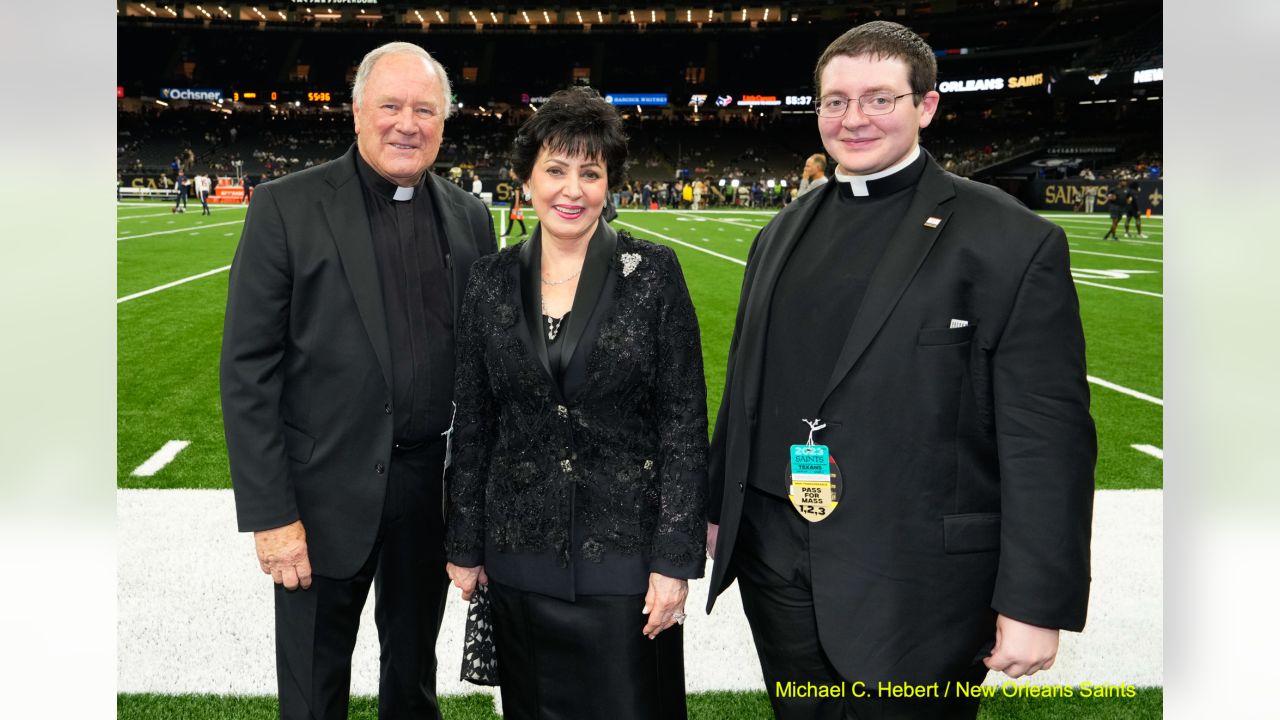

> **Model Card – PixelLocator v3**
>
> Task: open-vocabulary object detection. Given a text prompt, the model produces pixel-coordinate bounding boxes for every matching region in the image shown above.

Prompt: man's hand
[641,573,689,639]
[984,614,1060,678]
[707,522,720,559]
[446,562,488,601]
[254,520,312,591]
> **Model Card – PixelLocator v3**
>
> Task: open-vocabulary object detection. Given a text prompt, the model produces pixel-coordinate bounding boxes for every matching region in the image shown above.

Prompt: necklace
[541,269,581,286]
[540,298,564,341]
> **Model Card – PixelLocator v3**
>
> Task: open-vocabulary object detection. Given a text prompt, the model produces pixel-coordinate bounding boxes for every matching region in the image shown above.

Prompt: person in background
[446,86,708,720]
[194,171,212,215]
[797,154,830,198]
[502,168,528,238]
[220,41,495,720]
[1102,187,1122,240]
[172,170,189,213]
[1123,181,1148,238]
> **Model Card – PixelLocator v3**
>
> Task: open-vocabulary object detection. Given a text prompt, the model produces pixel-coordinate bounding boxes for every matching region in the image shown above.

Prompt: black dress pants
[273,439,451,720]
[733,487,984,720]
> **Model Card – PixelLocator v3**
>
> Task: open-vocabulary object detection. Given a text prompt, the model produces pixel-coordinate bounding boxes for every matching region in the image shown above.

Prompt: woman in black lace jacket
[444,87,708,719]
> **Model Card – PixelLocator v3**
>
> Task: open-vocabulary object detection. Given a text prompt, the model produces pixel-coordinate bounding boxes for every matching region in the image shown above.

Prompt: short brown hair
[813,21,937,106]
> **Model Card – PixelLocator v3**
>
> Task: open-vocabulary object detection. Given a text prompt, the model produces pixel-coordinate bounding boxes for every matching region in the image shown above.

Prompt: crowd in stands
[119,105,1157,209]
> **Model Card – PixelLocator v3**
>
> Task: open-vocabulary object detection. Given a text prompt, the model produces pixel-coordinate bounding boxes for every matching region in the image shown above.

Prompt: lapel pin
[924,216,943,229]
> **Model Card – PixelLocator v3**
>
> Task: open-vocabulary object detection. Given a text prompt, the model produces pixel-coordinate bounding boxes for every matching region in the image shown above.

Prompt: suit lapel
[736,182,831,411]
[819,158,957,404]
[517,231,557,391]
[555,221,617,378]
[426,174,475,325]
[322,148,393,391]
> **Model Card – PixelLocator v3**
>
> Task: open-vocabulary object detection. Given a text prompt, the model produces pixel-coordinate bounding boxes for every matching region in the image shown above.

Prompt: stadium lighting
[166,6,177,17]
[414,10,423,22]
[764,8,770,21]
[791,14,798,22]
[731,179,740,188]
[598,10,604,22]
[741,8,747,21]
[522,11,530,23]
[629,10,636,23]
[436,10,445,22]
[491,12,498,22]
[708,9,714,21]
[468,10,477,22]
[155,99,169,106]
[718,179,726,187]
[686,9,691,22]
[767,179,776,188]
[576,11,583,23]
[651,10,656,22]
[780,179,787,187]
[543,10,550,23]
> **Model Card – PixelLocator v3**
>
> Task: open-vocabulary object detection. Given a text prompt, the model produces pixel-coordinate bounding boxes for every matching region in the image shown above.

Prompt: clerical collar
[354,148,420,201]
[834,145,923,198]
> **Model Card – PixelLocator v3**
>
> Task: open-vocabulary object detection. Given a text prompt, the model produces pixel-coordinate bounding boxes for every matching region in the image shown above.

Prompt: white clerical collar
[393,185,416,201]
[834,145,921,197]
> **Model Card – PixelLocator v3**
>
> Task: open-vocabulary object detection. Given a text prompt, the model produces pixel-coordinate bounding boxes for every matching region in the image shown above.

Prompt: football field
[116,201,1163,718]
[118,203,1162,491]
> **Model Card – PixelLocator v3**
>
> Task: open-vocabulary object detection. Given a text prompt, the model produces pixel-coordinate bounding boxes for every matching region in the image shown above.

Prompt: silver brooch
[621,253,642,277]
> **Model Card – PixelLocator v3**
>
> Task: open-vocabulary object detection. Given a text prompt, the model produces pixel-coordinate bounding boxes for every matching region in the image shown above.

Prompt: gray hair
[352,42,453,120]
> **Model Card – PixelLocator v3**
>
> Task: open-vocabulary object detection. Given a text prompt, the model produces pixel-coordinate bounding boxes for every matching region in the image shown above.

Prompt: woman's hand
[641,572,689,639]
[446,562,489,601]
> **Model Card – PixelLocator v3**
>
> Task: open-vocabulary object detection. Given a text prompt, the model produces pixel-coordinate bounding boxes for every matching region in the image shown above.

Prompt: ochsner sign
[161,87,223,101]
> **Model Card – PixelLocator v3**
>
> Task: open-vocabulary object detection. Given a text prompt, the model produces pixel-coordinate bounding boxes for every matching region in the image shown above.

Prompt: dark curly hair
[510,87,629,191]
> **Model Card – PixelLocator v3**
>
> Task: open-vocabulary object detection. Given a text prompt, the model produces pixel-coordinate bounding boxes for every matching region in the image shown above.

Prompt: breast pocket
[918,324,976,346]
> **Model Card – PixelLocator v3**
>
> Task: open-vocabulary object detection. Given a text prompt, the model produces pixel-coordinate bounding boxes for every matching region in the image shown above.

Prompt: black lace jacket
[445,227,708,593]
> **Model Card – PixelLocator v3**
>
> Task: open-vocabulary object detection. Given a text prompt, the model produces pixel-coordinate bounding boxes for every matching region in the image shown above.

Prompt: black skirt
[488,580,687,720]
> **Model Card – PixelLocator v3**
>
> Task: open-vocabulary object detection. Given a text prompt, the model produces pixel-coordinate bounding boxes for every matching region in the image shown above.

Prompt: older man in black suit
[706,21,1095,719]
[220,42,494,720]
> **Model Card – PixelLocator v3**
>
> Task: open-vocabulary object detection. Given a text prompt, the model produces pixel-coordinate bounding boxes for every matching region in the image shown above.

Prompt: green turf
[118,207,1162,490]
[117,688,1163,719]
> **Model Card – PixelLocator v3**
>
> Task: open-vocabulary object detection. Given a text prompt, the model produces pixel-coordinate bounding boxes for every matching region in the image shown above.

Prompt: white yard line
[1089,375,1163,406]
[118,219,244,241]
[116,487,1163,692]
[1119,239,1164,246]
[119,208,248,221]
[1073,279,1163,298]
[672,211,766,232]
[1131,444,1164,460]
[1069,250,1163,264]
[117,266,231,304]
[131,441,192,477]
[613,221,747,266]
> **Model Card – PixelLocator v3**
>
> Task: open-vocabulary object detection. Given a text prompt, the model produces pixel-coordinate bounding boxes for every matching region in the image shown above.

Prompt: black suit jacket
[706,153,1096,684]
[445,225,708,601]
[220,145,495,579]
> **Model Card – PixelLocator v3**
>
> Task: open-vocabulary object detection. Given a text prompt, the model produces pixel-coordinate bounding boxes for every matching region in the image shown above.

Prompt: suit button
[556,404,568,418]
[375,462,385,474]
[561,459,572,472]
[384,403,392,415]
[737,482,745,492]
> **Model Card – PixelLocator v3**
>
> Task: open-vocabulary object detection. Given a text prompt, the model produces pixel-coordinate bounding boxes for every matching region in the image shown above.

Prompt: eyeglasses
[815,92,918,118]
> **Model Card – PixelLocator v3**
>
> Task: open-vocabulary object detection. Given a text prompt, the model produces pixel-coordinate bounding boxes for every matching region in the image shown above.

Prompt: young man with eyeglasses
[705,21,1095,720]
